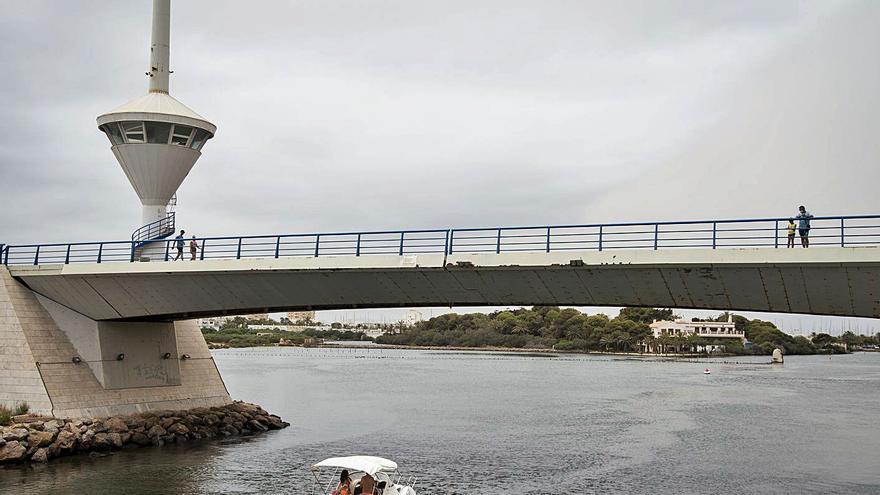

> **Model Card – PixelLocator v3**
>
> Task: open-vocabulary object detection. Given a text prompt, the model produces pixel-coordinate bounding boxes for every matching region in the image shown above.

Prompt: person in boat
[354,473,376,495]
[332,469,352,495]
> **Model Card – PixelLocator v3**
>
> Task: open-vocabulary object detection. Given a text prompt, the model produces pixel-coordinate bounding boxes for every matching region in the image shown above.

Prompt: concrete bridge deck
[10,247,880,321]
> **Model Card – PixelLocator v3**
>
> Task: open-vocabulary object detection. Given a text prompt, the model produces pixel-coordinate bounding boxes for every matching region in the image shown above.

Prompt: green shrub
[0,402,27,425]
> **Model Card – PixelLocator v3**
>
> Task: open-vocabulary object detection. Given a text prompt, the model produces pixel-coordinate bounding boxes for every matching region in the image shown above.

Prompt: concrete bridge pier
[0,267,230,418]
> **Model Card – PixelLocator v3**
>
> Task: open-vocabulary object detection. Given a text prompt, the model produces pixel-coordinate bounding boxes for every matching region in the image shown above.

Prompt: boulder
[105,417,129,433]
[159,417,179,430]
[56,430,78,451]
[28,430,55,448]
[30,448,48,463]
[167,423,189,436]
[93,432,122,450]
[147,425,167,439]
[248,420,268,432]
[130,432,151,446]
[3,428,29,442]
[0,441,27,463]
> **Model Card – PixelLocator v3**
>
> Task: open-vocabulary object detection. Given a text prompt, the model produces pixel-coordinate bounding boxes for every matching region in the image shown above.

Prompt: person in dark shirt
[795,206,814,248]
[173,230,186,260]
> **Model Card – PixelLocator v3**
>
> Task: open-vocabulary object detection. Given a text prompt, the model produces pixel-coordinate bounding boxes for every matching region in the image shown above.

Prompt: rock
[248,420,268,432]
[3,428,29,442]
[159,417,179,430]
[147,425,167,439]
[0,438,5,447]
[105,417,129,433]
[108,432,124,449]
[167,423,189,436]
[30,448,48,463]
[0,441,27,463]
[45,442,61,459]
[56,430,78,451]
[92,421,109,434]
[28,430,55,448]
[93,432,122,450]
[47,419,65,428]
[130,432,151,446]
[203,414,220,426]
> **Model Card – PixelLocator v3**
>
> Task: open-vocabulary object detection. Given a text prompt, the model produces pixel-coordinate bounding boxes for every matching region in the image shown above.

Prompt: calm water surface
[3,348,879,494]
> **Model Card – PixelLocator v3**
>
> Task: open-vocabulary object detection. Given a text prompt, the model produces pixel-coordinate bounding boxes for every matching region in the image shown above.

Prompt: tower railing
[131,212,176,248]
[2,214,879,266]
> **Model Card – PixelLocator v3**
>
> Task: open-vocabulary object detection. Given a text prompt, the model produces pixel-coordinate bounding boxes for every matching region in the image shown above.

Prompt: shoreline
[0,402,289,465]
[222,342,741,358]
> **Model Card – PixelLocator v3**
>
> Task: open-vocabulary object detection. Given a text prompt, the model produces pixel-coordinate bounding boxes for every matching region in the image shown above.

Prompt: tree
[618,307,675,324]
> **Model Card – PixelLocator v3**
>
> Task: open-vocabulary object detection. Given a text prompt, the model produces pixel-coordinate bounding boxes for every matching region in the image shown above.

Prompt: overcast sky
[1,1,877,333]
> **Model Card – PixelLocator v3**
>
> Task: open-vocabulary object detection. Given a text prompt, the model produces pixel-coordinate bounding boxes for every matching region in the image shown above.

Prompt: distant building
[647,315,745,353]
[244,313,270,321]
[198,317,229,331]
[404,309,424,328]
[287,311,316,323]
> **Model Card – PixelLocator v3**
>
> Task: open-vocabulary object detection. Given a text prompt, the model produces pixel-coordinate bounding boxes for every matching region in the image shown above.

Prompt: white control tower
[97,0,216,241]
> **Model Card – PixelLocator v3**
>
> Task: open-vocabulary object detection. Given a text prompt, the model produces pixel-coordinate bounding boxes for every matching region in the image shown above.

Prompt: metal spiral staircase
[131,196,177,260]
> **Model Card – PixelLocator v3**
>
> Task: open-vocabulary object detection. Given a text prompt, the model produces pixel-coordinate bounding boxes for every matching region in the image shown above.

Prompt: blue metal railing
[131,212,176,247]
[2,214,879,266]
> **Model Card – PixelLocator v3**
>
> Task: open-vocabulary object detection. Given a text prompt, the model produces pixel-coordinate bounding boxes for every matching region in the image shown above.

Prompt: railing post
[97,243,103,264]
[546,227,551,253]
[653,224,659,250]
[496,229,502,254]
[356,234,362,256]
[164,240,170,261]
[399,232,405,256]
[236,238,242,259]
[33,245,40,265]
[0,244,4,265]
[712,222,717,249]
[598,226,603,251]
[129,242,135,262]
[774,220,779,248]
[200,239,206,260]
[314,235,320,257]
[840,218,845,247]
[66,244,72,264]
[274,236,281,258]
[448,230,455,254]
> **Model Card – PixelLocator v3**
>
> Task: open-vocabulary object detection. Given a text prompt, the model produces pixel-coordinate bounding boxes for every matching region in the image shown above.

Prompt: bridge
[2,213,878,418]
[3,214,880,319]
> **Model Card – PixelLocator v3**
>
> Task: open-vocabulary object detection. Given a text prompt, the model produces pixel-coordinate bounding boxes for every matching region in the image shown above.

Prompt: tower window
[171,124,194,146]
[122,121,145,143]
[190,128,210,150]
[102,123,125,145]
[145,122,172,144]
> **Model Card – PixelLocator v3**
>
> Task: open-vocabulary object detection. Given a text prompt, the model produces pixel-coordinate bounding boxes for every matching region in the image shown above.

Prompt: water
[3,348,879,494]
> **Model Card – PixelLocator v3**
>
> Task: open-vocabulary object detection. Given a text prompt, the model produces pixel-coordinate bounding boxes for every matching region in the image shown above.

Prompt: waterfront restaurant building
[647,316,746,353]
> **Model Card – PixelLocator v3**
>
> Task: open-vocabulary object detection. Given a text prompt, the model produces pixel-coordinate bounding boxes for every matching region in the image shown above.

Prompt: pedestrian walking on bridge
[173,230,186,260]
[189,236,199,260]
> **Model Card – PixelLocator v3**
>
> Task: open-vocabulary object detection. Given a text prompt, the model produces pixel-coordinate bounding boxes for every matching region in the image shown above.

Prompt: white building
[650,317,745,340]
[404,309,424,328]
[648,316,745,353]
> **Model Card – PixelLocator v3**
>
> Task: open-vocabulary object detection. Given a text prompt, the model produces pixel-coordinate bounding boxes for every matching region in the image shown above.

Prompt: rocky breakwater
[0,402,289,465]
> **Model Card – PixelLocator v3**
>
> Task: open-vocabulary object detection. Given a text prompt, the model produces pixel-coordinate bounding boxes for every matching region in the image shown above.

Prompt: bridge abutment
[0,267,230,418]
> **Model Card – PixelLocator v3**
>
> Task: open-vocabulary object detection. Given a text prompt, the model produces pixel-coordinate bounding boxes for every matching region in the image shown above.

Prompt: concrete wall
[9,247,880,320]
[0,267,229,418]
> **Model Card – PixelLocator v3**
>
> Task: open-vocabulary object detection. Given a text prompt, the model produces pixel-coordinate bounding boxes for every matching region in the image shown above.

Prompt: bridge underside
[10,248,880,320]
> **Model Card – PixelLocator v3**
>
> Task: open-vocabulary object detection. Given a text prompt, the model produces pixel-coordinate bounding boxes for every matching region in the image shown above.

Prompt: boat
[309,455,418,495]
[704,368,711,374]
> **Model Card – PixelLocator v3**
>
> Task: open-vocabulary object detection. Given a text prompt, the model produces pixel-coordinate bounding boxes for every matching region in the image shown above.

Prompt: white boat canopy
[312,456,398,476]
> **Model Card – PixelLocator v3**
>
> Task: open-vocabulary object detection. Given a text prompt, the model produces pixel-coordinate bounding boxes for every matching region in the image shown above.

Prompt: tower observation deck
[96,0,216,235]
